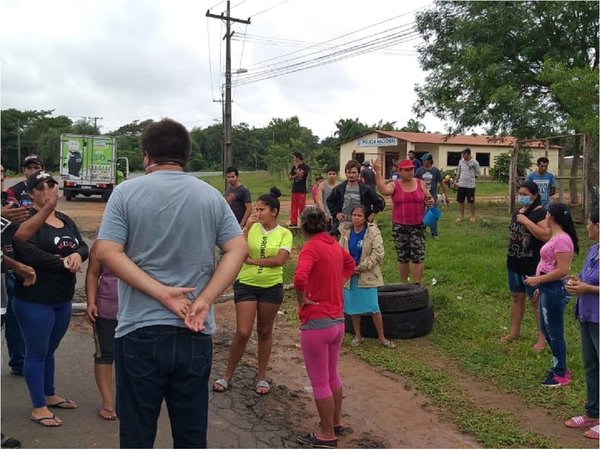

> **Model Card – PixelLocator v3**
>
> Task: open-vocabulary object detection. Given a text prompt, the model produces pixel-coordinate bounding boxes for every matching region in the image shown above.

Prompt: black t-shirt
[506,206,547,274]
[225,184,251,224]
[361,166,376,189]
[5,181,33,208]
[290,163,310,193]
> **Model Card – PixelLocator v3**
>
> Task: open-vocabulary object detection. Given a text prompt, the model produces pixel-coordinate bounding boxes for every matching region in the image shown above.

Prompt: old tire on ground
[345,301,434,339]
[377,283,429,313]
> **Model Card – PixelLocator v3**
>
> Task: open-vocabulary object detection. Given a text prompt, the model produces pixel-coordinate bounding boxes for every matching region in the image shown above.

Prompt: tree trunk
[584,133,599,217]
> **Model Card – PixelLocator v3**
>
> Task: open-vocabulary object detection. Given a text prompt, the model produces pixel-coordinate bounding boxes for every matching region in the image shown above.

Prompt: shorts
[392,223,426,264]
[233,281,284,305]
[457,187,475,203]
[507,270,537,298]
[93,317,117,365]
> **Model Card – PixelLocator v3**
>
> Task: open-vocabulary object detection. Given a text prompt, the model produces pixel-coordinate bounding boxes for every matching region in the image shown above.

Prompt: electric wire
[247,0,290,19]
[207,17,216,101]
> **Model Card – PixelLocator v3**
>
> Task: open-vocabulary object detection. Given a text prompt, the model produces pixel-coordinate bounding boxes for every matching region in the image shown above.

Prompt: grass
[200,171,591,447]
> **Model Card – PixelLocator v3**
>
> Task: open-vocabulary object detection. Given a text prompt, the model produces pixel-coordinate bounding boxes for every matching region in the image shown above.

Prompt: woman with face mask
[500,180,550,351]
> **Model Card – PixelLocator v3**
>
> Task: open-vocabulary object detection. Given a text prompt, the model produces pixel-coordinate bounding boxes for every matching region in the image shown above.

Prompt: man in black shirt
[288,152,310,227]
[224,167,252,228]
[5,155,44,209]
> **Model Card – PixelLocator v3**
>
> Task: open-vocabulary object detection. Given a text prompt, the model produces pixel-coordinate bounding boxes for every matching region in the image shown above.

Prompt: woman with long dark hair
[500,180,550,351]
[525,203,578,387]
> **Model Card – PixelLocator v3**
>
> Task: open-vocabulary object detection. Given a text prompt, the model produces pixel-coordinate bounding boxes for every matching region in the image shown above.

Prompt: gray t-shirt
[457,159,480,189]
[98,170,242,338]
[341,184,361,226]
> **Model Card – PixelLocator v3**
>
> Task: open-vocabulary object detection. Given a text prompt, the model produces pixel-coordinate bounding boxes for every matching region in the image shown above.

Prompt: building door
[385,153,398,178]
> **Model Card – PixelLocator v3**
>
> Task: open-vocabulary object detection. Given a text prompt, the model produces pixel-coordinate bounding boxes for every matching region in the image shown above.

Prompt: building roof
[369,131,561,149]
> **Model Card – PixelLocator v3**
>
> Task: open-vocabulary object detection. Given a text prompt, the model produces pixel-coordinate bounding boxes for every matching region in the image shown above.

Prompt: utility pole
[17,119,21,168]
[206,1,250,174]
[87,116,103,134]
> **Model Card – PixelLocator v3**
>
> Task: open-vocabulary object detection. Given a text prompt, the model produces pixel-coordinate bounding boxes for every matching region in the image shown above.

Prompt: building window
[354,152,365,163]
[447,152,462,166]
[476,153,490,167]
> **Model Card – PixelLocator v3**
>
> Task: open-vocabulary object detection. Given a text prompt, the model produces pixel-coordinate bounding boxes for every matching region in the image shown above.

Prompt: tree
[400,119,427,133]
[414,1,599,138]
[334,118,371,143]
[490,148,532,183]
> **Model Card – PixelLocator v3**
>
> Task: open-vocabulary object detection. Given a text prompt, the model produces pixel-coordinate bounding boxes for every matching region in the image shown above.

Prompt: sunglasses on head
[33,180,57,191]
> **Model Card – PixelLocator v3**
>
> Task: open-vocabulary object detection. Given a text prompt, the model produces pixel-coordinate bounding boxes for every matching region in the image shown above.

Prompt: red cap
[398,159,415,170]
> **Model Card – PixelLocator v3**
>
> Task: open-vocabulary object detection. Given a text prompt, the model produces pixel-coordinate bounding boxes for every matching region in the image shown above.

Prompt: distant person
[525,203,578,387]
[340,205,394,348]
[95,119,247,448]
[13,170,89,427]
[224,166,252,228]
[564,210,599,440]
[415,153,448,240]
[327,160,384,235]
[316,166,339,230]
[213,188,292,396]
[288,151,310,227]
[453,147,480,223]
[360,161,376,190]
[5,155,44,209]
[294,207,355,448]
[526,157,556,209]
[374,158,433,285]
[407,150,422,169]
[500,181,549,351]
[311,175,323,205]
[85,242,118,421]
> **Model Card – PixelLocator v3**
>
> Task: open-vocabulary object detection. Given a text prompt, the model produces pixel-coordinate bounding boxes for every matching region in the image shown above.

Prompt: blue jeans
[538,280,569,376]
[12,298,72,408]
[580,321,599,418]
[115,326,212,449]
[4,272,25,373]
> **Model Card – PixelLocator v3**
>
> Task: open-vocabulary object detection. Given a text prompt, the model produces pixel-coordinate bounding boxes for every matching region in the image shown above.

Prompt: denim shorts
[233,281,284,304]
[507,269,536,298]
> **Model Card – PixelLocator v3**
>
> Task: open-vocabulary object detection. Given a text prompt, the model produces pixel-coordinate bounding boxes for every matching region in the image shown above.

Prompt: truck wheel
[345,301,434,339]
[377,284,429,313]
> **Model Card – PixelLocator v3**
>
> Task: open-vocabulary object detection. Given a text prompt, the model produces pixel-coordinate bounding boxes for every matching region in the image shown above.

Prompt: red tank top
[391,179,426,225]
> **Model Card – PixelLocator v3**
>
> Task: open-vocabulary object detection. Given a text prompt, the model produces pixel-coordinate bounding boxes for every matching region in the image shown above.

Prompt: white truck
[59,134,128,201]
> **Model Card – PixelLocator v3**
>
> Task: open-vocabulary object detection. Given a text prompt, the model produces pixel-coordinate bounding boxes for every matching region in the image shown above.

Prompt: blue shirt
[348,227,366,264]
[98,171,242,338]
[526,171,556,209]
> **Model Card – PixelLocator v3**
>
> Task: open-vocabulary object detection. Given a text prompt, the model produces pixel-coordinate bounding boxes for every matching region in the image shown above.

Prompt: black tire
[377,283,429,313]
[345,301,434,339]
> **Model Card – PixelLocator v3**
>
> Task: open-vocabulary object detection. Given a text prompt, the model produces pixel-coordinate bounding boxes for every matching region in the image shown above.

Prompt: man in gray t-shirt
[96,119,247,449]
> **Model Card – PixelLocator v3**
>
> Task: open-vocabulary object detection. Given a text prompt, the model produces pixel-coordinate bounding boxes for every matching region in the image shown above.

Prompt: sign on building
[357,137,398,147]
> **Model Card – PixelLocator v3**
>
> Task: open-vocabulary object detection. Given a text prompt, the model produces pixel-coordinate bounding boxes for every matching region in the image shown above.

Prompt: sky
[0,0,449,141]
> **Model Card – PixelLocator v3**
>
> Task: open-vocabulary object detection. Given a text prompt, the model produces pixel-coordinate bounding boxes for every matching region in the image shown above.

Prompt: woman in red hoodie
[294,206,355,448]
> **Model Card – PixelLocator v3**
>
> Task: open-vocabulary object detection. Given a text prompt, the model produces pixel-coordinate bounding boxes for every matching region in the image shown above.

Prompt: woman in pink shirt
[373,158,432,284]
[525,203,579,387]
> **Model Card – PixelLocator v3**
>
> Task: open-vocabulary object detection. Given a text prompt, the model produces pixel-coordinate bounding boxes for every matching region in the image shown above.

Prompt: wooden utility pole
[88,116,103,134]
[206,1,250,174]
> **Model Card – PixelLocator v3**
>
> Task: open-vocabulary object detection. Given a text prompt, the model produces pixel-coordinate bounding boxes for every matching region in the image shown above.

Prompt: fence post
[508,142,518,213]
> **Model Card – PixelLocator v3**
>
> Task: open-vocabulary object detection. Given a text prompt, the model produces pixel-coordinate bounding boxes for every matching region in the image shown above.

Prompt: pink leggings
[300,323,344,400]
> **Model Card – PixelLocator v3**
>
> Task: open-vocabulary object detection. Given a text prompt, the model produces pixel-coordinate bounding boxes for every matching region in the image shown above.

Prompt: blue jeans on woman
[538,280,569,376]
[580,321,599,418]
[12,298,72,408]
[115,325,212,449]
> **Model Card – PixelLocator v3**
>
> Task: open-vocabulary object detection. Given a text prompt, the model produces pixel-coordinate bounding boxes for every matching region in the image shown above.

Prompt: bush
[490,149,532,183]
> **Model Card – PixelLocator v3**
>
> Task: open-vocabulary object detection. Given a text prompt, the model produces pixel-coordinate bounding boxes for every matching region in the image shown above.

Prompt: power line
[247,0,290,18]
[207,17,216,100]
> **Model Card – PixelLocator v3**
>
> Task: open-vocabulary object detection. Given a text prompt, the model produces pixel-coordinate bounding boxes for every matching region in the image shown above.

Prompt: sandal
[255,380,270,395]
[98,407,118,420]
[565,415,599,429]
[31,414,62,427]
[380,339,396,349]
[351,337,363,347]
[584,425,599,440]
[47,398,77,409]
[212,378,231,393]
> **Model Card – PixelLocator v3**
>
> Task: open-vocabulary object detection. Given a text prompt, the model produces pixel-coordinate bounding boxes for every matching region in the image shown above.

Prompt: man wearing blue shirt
[526,157,556,209]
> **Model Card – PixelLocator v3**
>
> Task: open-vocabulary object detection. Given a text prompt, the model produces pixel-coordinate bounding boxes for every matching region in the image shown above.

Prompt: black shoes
[1,434,21,449]
[297,432,337,448]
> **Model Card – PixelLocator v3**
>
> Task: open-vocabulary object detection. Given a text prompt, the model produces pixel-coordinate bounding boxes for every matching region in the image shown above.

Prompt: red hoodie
[293,232,355,325]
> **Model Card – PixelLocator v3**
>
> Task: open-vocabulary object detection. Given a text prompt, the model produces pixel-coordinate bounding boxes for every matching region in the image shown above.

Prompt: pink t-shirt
[536,232,574,276]
[391,179,426,225]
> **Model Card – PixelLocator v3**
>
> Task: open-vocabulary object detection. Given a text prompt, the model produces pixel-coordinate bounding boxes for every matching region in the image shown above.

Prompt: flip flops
[565,416,599,429]
[255,380,270,395]
[350,337,363,347]
[98,407,118,420]
[584,425,599,440]
[47,398,77,409]
[212,378,231,393]
[30,414,62,427]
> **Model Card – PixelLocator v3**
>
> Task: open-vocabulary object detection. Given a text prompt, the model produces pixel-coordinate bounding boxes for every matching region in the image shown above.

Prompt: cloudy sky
[1,0,448,140]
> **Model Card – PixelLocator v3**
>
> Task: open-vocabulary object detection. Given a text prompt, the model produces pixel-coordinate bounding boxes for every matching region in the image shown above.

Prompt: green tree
[489,148,533,183]
[414,1,599,138]
[334,118,371,143]
[400,119,427,133]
